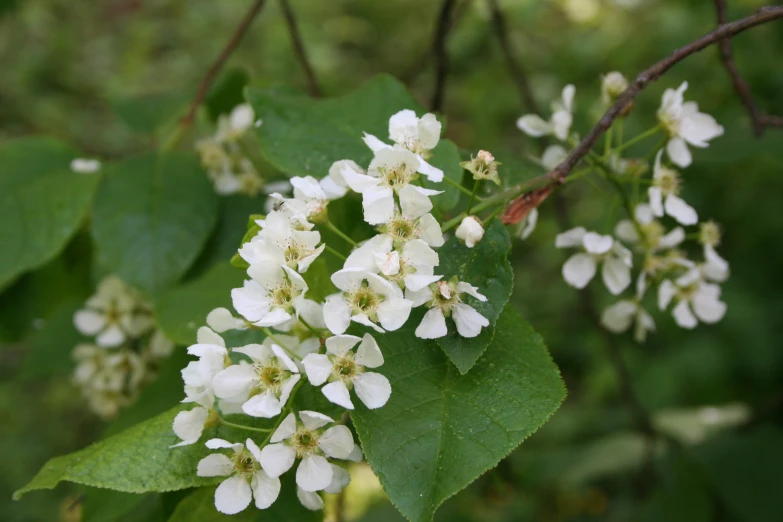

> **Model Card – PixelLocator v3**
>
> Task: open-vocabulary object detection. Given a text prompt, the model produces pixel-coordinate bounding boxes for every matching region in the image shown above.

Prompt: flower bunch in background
[72,275,174,418]
[172,109,495,515]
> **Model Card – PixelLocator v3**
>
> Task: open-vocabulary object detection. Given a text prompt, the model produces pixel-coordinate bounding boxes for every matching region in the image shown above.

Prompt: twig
[179,0,267,131]
[713,0,783,136]
[278,0,321,97]
[431,0,458,112]
[487,0,541,114]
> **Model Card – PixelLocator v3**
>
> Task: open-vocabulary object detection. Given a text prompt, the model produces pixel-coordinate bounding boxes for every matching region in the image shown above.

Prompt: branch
[431,0,458,112]
[180,0,267,129]
[279,0,321,97]
[714,1,783,136]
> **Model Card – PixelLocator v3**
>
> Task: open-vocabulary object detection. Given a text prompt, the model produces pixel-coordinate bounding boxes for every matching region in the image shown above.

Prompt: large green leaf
[156,263,245,346]
[246,75,462,210]
[435,219,513,373]
[110,92,190,135]
[350,306,565,522]
[91,152,218,295]
[0,138,100,289]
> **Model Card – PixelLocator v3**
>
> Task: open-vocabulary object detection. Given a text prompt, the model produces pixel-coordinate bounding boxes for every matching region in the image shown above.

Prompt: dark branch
[180,0,267,128]
[487,0,541,115]
[279,0,322,97]
[431,0,458,112]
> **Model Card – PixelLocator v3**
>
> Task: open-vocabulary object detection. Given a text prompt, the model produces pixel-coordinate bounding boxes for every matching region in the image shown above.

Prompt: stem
[443,176,477,197]
[325,219,358,247]
[563,166,596,184]
[324,244,347,261]
[604,125,614,158]
[610,125,662,156]
[218,416,273,434]
[430,0,457,111]
[467,179,481,213]
[261,327,301,360]
[298,317,321,337]
[278,0,321,97]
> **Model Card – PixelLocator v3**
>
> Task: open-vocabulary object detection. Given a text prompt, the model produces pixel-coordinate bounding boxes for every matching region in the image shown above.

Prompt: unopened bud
[601,71,629,106]
[699,221,721,248]
[455,216,485,248]
[460,150,502,185]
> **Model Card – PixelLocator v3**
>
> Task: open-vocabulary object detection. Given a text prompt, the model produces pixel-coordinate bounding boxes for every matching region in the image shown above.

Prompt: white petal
[520,208,539,239]
[346,444,363,463]
[362,132,390,152]
[296,455,333,492]
[197,326,226,347]
[197,454,234,477]
[416,156,444,182]
[399,184,433,220]
[344,234,392,273]
[213,365,257,400]
[600,301,636,333]
[73,309,106,336]
[540,146,568,170]
[406,285,433,307]
[322,381,355,410]
[246,438,263,461]
[270,344,299,373]
[555,226,586,248]
[278,374,300,406]
[259,443,296,478]
[324,464,351,494]
[96,325,125,347]
[562,253,597,289]
[602,257,632,295]
[418,213,445,247]
[377,298,413,331]
[215,475,252,515]
[680,111,724,147]
[171,407,209,447]
[667,137,692,168]
[205,438,243,451]
[242,391,283,418]
[658,279,676,310]
[692,284,727,323]
[323,294,352,335]
[297,487,324,510]
[362,186,395,225]
[302,354,334,386]
[404,274,442,292]
[516,114,552,137]
[452,303,489,338]
[703,245,729,282]
[341,168,381,193]
[582,232,613,255]
[206,308,245,332]
[354,372,392,409]
[635,203,654,225]
[417,113,442,150]
[665,195,698,225]
[251,470,281,509]
[552,110,572,141]
[351,313,385,333]
[614,220,639,243]
[354,333,384,368]
[318,425,355,459]
[232,343,272,364]
[659,227,685,249]
[672,300,698,329]
[456,282,487,302]
[271,413,297,443]
[299,410,335,430]
[415,308,448,339]
[649,187,664,217]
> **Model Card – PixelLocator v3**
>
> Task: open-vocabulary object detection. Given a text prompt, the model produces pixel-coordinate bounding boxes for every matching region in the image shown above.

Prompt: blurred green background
[2,0,782,520]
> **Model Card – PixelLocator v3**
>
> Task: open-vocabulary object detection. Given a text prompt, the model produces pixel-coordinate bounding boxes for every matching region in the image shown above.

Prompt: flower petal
[672,300,698,329]
[665,194,698,225]
[296,455,333,492]
[271,413,297,443]
[197,454,234,477]
[377,298,413,331]
[171,407,209,447]
[452,303,489,338]
[299,410,335,430]
[251,470,281,509]
[242,391,283,418]
[212,365,257,400]
[516,114,552,137]
[415,307,448,339]
[73,309,106,336]
[297,487,324,510]
[582,232,613,255]
[666,137,692,168]
[259,443,296,478]
[323,294,352,335]
[354,333,384,368]
[562,253,597,289]
[354,372,392,409]
[325,334,362,357]
[215,475,252,515]
[602,257,632,295]
[322,381,355,410]
[302,353,334,386]
[555,227,586,248]
[318,425,355,459]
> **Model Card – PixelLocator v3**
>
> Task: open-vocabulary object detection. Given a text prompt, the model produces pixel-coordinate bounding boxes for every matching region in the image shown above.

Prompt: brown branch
[180,0,267,129]
[714,0,783,136]
[487,0,541,115]
[279,0,321,97]
[431,0,458,112]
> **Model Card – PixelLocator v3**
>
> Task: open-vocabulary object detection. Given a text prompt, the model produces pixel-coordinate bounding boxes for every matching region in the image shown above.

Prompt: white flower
[517,85,575,141]
[296,463,350,511]
[232,264,309,328]
[413,279,489,339]
[212,342,301,418]
[290,176,330,221]
[701,244,729,283]
[259,411,355,492]
[362,109,444,182]
[371,185,444,248]
[555,228,633,295]
[615,204,690,276]
[455,216,484,248]
[71,345,146,418]
[73,275,152,348]
[206,307,247,333]
[321,160,363,199]
[197,438,280,514]
[70,158,101,173]
[302,334,391,410]
[601,281,655,343]
[601,72,629,105]
[657,82,724,167]
[518,208,539,240]
[172,406,211,447]
[323,268,413,334]
[344,234,441,292]
[648,151,698,225]
[658,269,727,328]
[216,104,255,142]
[182,327,229,409]
[238,211,324,273]
[341,147,442,225]
[539,145,568,170]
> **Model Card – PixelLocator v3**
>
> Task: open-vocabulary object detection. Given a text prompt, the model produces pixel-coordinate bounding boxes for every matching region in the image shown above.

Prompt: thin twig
[487,0,541,114]
[431,0,458,112]
[713,0,782,136]
[278,0,321,97]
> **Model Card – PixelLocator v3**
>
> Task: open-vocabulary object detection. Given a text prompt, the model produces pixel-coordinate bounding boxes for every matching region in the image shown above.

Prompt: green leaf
[91,151,218,295]
[156,263,245,345]
[167,476,320,522]
[350,306,565,522]
[205,68,250,122]
[246,75,462,211]
[0,138,100,289]
[110,92,190,135]
[435,219,513,373]
[422,139,463,212]
[21,302,87,379]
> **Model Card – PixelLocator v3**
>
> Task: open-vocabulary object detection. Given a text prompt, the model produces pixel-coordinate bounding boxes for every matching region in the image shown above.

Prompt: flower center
[350,287,380,314]
[272,284,295,308]
[378,164,414,190]
[699,221,721,247]
[388,217,416,242]
[658,110,680,137]
[333,354,361,382]
[256,364,284,389]
[641,222,664,250]
[656,167,680,195]
[232,450,257,474]
[292,428,320,458]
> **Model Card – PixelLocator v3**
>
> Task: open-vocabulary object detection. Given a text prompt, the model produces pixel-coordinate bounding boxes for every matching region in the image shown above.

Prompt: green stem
[443,176,477,198]
[467,179,481,213]
[610,125,662,156]
[161,124,187,152]
[218,416,273,434]
[261,328,301,360]
[325,219,358,247]
[644,137,668,161]
[298,317,321,337]
[483,204,505,224]
[563,166,595,184]
[604,125,614,158]
[324,244,347,261]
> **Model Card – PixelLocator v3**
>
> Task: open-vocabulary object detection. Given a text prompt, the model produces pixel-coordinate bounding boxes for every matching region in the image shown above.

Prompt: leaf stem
[298,317,321,337]
[324,244,347,261]
[218,416,273,434]
[443,176,477,198]
[325,219,358,247]
[608,124,662,156]
[261,327,302,360]
[467,179,481,213]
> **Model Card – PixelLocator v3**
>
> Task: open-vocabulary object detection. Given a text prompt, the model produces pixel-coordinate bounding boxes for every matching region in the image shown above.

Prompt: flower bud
[601,71,629,106]
[699,221,721,248]
[459,150,502,185]
[455,216,484,248]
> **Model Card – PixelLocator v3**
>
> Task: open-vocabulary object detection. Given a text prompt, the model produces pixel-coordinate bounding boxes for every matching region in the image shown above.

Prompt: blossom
[206,307,247,333]
[323,268,413,334]
[657,82,724,167]
[460,150,501,185]
[172,406,212,447]
[658,269,727,328]
[344,234,441,292]
[601,281,655,343]
[302,334,391,410]
[601,71,629,105]
[374,185,444,248]
[73,275,152,348]
[197,438,280,514]
[517,85,575,141]
[290,176,331,222]
[555,227,633,295]
[296,464,351,510]
[321,160,363,199]
[649,151,698,225]
[238,211,324,273]
[539,145,568,170]
[181,326,229,409]
[258,411,355,492]
[70,158,101,173]
[413,279,489,339]
[362,109,444,182]
[72,345,145,418]
[231,264,309,328]
[615,204,690,276]
[455,216,484,248]
[341,147,442,225]
[216,104,255,142]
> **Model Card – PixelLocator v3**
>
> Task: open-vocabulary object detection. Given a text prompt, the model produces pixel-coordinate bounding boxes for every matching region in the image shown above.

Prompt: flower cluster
[519,74,728,342]
[173,110,494,515]
[196,103,264,196]
[72,275,173,418]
